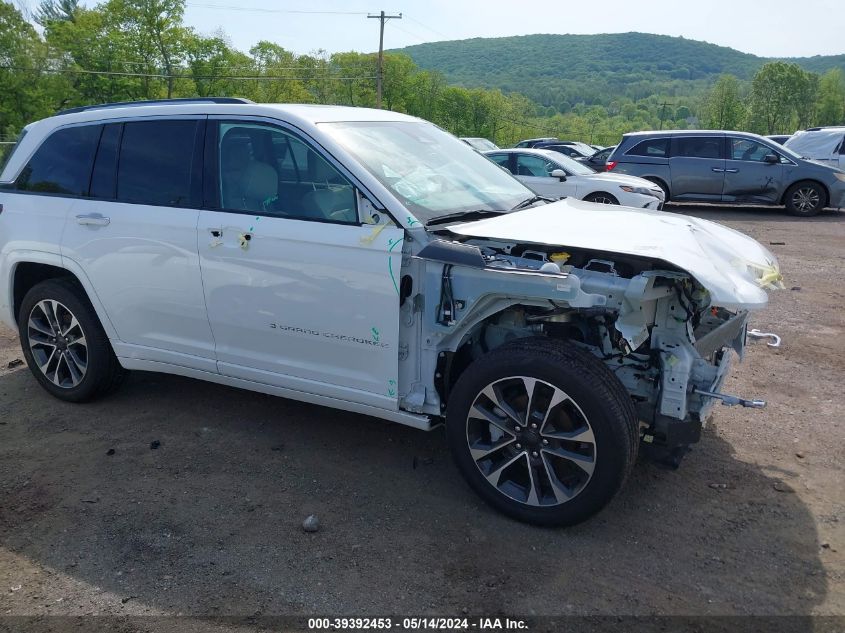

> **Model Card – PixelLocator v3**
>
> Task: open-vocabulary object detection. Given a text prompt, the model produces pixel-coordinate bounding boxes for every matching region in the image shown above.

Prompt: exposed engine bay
[397,235,767,464]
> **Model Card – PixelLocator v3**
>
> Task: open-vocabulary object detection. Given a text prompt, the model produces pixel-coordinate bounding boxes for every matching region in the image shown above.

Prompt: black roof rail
[57,97,254,115]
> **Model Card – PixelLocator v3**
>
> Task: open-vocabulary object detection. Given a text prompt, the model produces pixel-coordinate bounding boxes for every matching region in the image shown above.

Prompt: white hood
[448,198,782,310]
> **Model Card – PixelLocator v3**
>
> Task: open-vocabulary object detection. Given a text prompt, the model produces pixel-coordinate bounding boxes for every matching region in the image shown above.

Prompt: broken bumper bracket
[693,388,766,409]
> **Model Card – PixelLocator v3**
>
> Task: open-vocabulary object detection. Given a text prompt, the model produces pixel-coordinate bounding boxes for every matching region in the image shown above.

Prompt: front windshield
[321,121,532,223]
[544,151,596,176]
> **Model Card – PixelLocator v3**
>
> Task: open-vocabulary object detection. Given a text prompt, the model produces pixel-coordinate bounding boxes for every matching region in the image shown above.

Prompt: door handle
[75,214,110,226]
[725,168,739,173]
[711,168,725,173]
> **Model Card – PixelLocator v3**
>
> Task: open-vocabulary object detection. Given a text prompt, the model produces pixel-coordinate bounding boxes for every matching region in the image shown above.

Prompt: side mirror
[550,168,567,181]
[763,154,779,164]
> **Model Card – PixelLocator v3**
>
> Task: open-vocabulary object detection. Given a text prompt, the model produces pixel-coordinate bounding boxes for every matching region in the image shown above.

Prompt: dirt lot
[0,205,843,625]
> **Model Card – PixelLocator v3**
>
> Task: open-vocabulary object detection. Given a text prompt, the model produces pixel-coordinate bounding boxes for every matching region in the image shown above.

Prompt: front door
[62,117,217,371]
[197,119,404,410]
[723,137,784,204]
[515,153,577,199]
[668,135,726,201]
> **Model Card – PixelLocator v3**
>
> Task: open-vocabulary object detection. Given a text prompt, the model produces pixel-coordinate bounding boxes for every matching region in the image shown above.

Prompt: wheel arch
[780,179,830,206]
[434,303,590,410]
[10,256,117,339]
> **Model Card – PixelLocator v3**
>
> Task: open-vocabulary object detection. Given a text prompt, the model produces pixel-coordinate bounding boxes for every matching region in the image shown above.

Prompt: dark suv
[606,130,845,216]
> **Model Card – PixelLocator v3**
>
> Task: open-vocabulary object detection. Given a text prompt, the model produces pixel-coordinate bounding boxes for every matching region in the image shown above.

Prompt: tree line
[1,0,844,156]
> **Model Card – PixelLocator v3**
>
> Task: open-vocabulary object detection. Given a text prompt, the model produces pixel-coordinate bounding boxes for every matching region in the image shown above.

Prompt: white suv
[0,99,781,526]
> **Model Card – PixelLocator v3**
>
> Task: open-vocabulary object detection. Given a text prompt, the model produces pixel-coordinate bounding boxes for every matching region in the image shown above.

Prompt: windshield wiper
[510,195,556,211]
[425,209,508,227]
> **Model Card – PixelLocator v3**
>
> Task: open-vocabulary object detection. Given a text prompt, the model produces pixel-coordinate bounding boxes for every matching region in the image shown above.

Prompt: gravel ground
[0,205,843,624]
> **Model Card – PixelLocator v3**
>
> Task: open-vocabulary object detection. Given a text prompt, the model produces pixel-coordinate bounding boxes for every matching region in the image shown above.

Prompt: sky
[167,0,845,58]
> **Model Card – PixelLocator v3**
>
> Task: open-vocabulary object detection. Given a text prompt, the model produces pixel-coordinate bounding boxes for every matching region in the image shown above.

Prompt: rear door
[514,153,576,199]
[62,117,217,371]
[197,118,405,410]
[723,137,784,204]
[668,135,726,200]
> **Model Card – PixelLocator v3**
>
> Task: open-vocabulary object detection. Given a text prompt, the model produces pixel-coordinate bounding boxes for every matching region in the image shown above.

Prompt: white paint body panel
[448,198,777,309]
[61,198,217,368]
[0,192,70,329]
[518,172,663,208]
[197,210,405,409]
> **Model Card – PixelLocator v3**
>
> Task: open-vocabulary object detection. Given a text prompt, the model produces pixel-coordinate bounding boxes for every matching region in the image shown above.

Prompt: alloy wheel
[466,376,596,507]
[27,299,88,388]
[792,187,820,212]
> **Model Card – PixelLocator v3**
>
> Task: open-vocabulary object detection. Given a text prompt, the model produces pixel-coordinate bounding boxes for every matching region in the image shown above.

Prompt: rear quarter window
[625,138,669,158]
[15,125,101,195]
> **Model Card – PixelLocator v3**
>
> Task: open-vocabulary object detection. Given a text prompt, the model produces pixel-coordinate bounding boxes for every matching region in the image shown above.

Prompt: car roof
[39,102,420,128]
[621,129,767,139]
[2,102,423,183]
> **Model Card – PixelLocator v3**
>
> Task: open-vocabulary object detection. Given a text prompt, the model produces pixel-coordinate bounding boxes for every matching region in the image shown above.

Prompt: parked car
[535,140,596,157]
[606,130,845,216]
[766,134,792,146]
[460,137,499,152]
[485,148,665,209]
[1,99,779,526]
[784,126,845,171]
[514,137,559,148]
[575,145,616,172]
[533,143,592,159]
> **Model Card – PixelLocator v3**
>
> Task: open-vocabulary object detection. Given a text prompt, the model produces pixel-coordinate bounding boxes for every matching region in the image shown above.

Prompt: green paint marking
[387,379,397,397]
[387,237,404,295]
[371,327,380,343]
[406,216,420,227]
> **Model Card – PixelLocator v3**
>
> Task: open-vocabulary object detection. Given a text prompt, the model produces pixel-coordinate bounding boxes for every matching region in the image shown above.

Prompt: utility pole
[368,10,402,109]
[659,101,672,130]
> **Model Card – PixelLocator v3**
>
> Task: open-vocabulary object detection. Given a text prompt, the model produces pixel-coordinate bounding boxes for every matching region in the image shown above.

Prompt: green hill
[393,32,845,112]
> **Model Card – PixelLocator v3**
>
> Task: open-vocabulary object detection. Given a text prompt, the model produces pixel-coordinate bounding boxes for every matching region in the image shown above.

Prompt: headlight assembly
[620,185,662,198]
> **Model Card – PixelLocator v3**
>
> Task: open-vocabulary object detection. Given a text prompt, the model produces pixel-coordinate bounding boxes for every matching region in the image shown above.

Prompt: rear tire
[785,181,826,216]
[18,278,126,402]
[445,337,638,526]
[583,192,619,205]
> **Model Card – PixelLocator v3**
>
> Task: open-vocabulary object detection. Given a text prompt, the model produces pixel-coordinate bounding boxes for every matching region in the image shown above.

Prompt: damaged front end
[401,211,781,466]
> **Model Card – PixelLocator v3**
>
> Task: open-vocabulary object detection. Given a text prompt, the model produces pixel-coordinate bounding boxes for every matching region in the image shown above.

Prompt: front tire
[445,338,638,526]
[583,192,619,205]
[19,278,126,402]
[785,181,826,216]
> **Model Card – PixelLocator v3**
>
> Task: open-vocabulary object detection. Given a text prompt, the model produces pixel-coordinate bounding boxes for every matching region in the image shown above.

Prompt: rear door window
[673,136,724,159]
[625,138,669,158]
[16,125,101,195]
[89,123,121,199]
[117,120,202,207]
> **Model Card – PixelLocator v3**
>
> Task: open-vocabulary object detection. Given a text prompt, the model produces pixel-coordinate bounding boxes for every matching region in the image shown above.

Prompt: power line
[0,65,375,80]
[404,15,451,40]
[185,3,368,15]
